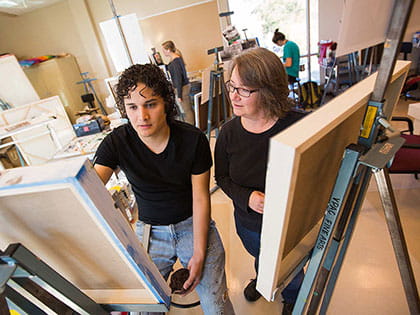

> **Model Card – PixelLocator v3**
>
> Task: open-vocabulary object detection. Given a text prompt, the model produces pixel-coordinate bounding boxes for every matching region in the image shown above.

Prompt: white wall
[0,0,223,102]
[0,0,110,99]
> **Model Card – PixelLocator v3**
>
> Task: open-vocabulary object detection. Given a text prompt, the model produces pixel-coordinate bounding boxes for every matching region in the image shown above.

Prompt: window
[228,0,319,82]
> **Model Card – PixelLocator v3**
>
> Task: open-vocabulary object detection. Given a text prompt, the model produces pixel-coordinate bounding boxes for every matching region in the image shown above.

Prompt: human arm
[283,57,292,68]
[94,164,114,184]
[283,42,299,68]
[214,128,263,214]
[182,170,211,293]
[93,132,119,185]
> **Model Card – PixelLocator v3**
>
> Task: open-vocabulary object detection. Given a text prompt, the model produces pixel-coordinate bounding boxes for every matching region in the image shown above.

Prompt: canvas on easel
[257,60,410,301]
[0,157,170,309]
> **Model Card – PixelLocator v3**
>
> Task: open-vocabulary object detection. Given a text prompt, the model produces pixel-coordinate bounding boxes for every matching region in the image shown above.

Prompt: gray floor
[168,98,419,315]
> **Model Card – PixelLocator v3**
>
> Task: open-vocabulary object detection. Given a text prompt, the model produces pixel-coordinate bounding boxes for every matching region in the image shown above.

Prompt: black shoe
[243,279,262,302]
[282,302,295,315]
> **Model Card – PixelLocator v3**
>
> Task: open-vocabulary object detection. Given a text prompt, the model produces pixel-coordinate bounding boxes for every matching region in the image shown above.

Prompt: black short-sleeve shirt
[94,120,212,225]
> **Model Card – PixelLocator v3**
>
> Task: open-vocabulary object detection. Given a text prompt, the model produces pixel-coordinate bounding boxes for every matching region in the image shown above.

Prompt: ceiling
[0,0,65,16]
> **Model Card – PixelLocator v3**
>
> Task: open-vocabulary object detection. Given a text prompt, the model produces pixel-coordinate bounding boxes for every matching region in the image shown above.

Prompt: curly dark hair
[229,47,292,119]
[115,64,176,121]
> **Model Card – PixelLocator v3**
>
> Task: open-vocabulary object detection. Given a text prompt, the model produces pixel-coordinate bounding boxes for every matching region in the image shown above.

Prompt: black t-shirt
[94,120,212,225]
[215,110,305,232]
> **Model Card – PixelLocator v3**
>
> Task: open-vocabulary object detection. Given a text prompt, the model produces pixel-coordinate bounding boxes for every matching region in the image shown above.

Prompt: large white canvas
[0,54,39,107]
[100,13,149,73]
[0,157,170,308]
[257,60,410,301]
[336,0,394,57]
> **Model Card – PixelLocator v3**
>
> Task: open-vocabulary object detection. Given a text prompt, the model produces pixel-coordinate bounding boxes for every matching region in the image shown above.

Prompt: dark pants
[288,75,297,85]
[235,219,304,304]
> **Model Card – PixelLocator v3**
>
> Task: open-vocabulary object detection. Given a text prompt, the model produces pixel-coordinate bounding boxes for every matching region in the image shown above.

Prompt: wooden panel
[257,60,410,301]
[139,1,223,72]
[0,157,170,306]
[23,55,86,124]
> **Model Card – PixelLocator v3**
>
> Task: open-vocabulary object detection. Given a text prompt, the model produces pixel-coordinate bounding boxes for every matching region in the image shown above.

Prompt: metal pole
[374,168,420,314]
[319,167,371,314]
[358,0,414,149]
[306,0,311,82]
[0,291,10,315]
[108,0,134,66]
[371,0,414,107]
[293,145,364,314]
[207,72,215,140]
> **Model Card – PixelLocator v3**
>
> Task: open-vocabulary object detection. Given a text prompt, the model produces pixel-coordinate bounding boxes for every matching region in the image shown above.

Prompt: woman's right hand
[248,191,265,214]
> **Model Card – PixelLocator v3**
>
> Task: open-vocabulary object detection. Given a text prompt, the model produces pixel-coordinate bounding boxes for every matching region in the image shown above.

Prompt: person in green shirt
[273,29,300,84]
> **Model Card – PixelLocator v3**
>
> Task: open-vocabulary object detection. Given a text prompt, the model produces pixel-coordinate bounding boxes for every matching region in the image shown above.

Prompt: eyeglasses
[225,80,258,98]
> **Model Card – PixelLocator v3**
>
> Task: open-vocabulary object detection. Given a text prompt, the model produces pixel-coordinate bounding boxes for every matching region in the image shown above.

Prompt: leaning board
[0,96,75,165]
[0,157,170,308]
[257,60,410,301]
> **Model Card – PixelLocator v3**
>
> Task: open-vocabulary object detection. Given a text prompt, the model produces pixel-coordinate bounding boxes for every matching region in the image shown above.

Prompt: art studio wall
[0,0,223,102]
[0,0,418,104]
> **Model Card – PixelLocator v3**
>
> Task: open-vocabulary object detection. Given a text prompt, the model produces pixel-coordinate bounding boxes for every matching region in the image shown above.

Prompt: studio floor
[168,98,420,315]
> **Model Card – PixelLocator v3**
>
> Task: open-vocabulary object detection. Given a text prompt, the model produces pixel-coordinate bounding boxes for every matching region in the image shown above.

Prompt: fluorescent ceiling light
[0,0,20,8]
[0,0,46,9]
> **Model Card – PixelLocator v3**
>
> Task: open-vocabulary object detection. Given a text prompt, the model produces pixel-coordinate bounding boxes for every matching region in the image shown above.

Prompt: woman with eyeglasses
[215,47,305,314]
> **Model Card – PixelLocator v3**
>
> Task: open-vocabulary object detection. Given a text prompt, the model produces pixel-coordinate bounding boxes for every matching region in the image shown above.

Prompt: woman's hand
[182,254,205,295]
[248,190,265,214]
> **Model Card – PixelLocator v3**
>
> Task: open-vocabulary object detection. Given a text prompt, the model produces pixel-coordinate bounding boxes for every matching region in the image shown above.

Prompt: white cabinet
[23,55,86,124]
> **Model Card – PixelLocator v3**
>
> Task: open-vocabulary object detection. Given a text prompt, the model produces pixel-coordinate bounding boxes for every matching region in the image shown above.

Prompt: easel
[76,72,107,116]
[293,1,420,314]
[0,243,169,314]
[206,46,229,140]
[0,243,108,315]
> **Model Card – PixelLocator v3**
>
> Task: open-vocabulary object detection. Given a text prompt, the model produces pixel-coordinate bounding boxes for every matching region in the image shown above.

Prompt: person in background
[94,64,233,314]
[161,40,195,125]
[215,47,304,315]
[272,30,301,84]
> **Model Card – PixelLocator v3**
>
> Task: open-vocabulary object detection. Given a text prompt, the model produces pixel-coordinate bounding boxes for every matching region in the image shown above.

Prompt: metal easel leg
[0,291,10,315]
[319,168,371,314]
[306,165,370,315]
[374,168,420,314]
[206,70,228,140]
[293,144,364,315]
[220,72,228,122]
[206,72,215,140]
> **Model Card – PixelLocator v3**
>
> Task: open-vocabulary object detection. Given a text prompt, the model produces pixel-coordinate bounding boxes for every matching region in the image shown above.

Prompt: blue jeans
[235,219,304,304]
[136,216,234,314]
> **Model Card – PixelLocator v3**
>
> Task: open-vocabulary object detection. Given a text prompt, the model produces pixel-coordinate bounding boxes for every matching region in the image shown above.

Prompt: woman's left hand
[249,190,265,214]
